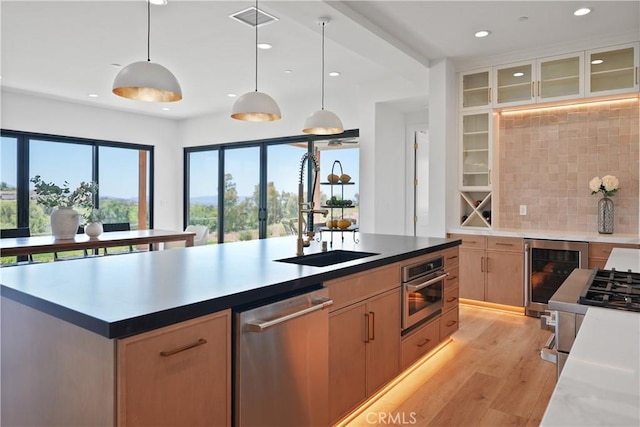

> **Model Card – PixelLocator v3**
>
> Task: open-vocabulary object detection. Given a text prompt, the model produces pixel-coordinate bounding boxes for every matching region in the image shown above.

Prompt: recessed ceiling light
[88,93,99,98]
[513,72,524,77]
[591,59,604,65]
[284,69,293,74]
[227,93,237,97]
[162,107,170,111]
[574,7,591,16]
[328,71,340,77]
[474,30,491,38]
[257,43,272,50]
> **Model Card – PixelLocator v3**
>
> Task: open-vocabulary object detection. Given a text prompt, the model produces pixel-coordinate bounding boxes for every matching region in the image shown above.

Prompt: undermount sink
[276,250,379,267]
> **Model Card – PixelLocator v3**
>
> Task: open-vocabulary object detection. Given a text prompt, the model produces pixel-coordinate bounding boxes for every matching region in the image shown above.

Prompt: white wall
[1,90,183,229]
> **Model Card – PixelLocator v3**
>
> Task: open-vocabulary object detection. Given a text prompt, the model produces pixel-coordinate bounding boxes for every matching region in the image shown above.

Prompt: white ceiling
[1,1,638,121]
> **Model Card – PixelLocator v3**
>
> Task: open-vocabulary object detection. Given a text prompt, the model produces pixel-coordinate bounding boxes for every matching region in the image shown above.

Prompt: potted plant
[85,208,105,238]
[30,175,98,240]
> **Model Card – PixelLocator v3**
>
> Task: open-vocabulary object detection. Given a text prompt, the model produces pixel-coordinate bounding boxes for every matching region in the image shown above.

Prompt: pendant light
[231,0,281,121]
[302,17,343,135]
[112,0,182,102]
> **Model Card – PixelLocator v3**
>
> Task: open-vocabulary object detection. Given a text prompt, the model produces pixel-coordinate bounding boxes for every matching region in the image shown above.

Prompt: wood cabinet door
[117,310,231,427]
[329,301,368,424]
[366,288,401,396]
[486,251,524,306]
[459,247,486,300]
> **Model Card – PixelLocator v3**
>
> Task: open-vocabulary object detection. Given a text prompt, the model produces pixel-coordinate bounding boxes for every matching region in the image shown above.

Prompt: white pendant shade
[113,61,182,102]
[302,109,344,135]
[231,90,282,122]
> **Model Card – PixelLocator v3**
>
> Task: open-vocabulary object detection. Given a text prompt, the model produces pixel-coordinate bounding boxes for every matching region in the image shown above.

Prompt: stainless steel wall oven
[402,256,447,333]
[524,239,588,317]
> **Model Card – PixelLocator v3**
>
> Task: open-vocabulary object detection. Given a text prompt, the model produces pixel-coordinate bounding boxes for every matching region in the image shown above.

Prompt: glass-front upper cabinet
[537,52,584,101]
[459,68,492,110]
[494,61,535,107]
[460,112,491,190]
[587,42,639,96]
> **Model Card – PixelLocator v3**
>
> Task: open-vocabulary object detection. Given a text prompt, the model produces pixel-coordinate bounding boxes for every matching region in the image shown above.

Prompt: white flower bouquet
[589,175,619,198]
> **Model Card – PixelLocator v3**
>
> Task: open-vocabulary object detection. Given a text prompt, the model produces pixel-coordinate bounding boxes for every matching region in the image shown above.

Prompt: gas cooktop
[579,268,640,312]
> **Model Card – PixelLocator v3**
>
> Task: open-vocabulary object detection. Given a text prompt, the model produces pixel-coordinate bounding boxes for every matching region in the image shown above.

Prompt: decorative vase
[50,207,81,240]
[85,222,103,238]
[597,197,614,234]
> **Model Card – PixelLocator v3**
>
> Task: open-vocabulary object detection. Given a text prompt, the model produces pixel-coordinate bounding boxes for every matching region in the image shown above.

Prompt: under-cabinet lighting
[591,59,604,65]
[460,299,525,315]
[334,338,453,427]
[574,7,591,16]
[500,96,639,115]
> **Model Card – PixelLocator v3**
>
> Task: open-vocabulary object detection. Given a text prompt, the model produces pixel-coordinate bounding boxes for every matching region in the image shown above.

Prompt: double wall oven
[401,255,447,333]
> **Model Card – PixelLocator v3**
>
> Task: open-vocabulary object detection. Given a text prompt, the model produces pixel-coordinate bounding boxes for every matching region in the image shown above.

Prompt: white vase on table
[50,207,81,240]
[85,222,103,238]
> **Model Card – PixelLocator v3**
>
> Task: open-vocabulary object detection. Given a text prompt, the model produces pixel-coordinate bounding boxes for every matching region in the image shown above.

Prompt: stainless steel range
[542,267,640,376]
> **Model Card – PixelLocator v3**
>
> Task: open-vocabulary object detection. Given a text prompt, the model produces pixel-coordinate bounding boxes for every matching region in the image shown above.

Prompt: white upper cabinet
[537,52,584,101]
[459,68,492,110]
[494,52,584,107]
[494,61,536,107]
[586,42,639,96]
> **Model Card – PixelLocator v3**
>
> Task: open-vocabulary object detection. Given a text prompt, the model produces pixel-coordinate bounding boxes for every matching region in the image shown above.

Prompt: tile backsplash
[497,98,639,234]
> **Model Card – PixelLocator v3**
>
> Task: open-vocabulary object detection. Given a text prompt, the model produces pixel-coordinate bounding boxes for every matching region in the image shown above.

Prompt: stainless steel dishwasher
[235,286,333,427]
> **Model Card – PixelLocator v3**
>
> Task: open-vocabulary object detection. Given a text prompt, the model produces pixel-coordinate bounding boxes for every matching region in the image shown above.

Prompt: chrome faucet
[297,153,328,256]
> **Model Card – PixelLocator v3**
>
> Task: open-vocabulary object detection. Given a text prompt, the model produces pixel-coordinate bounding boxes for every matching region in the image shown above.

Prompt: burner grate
[579,268,640,312]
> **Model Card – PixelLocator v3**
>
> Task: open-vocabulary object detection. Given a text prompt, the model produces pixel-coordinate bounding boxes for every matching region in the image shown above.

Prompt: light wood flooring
[342,304,557,427]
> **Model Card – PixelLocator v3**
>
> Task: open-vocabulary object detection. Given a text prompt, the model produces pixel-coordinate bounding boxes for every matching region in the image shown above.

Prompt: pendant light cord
[321,22,325,110]
[254,0,258,92]
[146,0,151,62]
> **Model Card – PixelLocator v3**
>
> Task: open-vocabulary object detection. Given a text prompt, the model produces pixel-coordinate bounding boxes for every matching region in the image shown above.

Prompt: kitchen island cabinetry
[327,264,401,424]
[1,296,231,427]
[117,310,231,426]
[400,246,460,369]
[450,234,524,307]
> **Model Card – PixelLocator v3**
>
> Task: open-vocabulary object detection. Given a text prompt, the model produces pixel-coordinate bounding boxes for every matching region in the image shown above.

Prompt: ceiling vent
[229,7,279,28]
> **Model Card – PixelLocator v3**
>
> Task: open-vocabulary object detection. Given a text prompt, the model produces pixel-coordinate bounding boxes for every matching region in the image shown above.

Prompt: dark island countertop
[0,233,460,339]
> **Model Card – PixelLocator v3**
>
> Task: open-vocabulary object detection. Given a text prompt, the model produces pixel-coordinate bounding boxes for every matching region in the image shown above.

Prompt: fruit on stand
[327,174,340,183]
[339,174,351,183]
[338,219,351,229]
[326,219,338,229]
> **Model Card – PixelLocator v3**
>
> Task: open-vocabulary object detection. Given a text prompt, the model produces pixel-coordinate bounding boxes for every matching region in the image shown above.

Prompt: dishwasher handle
[245,297,334,332]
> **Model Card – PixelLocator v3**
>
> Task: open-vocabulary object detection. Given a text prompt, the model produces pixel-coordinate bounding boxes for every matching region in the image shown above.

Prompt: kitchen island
[1,233,460,426]
[541,248,640,426]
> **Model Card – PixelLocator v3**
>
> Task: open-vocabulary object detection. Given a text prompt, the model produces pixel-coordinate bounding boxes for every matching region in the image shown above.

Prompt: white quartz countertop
[605,247,640,271]
[541,307,640,426]
[541,248,640,426]
[447,228,640,244]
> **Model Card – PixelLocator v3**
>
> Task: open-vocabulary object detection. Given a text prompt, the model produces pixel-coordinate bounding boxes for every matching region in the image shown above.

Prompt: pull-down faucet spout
[297,153,328,256]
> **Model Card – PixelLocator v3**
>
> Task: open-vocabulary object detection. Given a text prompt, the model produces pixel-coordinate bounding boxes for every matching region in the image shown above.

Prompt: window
[0,130,154,234]
[184,130,359,244]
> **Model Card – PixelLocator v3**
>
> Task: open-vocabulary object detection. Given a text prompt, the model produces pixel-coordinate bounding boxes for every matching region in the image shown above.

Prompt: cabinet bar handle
[486,257,489,272]
[488,87,492,103]
[538,80,541,97]
[160,338,207,357]
[636,67,639,85]
[417,338,431,347]
[531,82,535,98]
[481,256,485,272]
[369,311,376,341]
[446,297,458,303]
[446,320,457,327]
[364,313,370,343]
[246,298,333,332]
[495,242,514,246]
[446,255,458,260]
[447,275,458,281]
[466,240,477,244]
